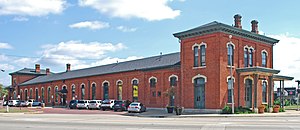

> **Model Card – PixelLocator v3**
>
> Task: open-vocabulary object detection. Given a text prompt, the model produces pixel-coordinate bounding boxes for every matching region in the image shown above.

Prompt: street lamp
[295,80,300,111]
[229,35,235,114]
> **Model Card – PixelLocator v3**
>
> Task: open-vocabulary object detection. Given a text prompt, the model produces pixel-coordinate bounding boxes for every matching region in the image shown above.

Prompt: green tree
[0,84,8,99]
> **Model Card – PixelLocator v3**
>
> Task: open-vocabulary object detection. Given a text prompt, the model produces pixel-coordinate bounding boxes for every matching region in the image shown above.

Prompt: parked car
[128,102,146,113]
[26,99,34,106]
[8,100,19,107]
[69,100,79,109]
[16,100,27,107]
[32,101,42,107]
[88,100,102,110]
[113,100,130,112]
[76,100,90,109]
[101,99,116,111]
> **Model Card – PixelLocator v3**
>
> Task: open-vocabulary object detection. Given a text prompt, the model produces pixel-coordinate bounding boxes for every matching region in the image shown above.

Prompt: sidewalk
[128,108,300,118]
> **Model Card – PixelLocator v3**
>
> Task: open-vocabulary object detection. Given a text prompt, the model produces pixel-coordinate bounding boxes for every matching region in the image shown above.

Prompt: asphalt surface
[1,113,300,130]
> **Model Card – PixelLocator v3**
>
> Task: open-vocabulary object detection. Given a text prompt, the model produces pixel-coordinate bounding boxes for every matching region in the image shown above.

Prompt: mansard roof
[173,21,279,45]
[20,52,180,86]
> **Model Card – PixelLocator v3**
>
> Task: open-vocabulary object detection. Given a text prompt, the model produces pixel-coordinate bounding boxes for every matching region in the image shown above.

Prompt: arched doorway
[132,80,138,102]
[245,79,253,108]
[91,84,96,100]
[117,81,122,100]
[35,88,39,101]
[81,84,85,100]
[24,89,28,100]
[103,82,109,100]
[194,78,205,109]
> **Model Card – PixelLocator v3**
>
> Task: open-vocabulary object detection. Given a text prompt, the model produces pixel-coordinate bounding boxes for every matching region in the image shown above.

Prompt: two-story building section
[8,14,293,112]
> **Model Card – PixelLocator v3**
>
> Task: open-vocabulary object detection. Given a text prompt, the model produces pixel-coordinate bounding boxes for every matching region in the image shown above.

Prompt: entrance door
[194,78,205,109]
[245,79,253,108]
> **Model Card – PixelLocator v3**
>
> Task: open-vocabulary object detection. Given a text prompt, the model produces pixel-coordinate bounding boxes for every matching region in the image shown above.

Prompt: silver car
[88,100,102,110]
[128,102,146,113]
[76,100,90,109]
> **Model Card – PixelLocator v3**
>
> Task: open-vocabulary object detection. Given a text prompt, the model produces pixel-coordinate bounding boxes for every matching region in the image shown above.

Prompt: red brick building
[8,15,293,111]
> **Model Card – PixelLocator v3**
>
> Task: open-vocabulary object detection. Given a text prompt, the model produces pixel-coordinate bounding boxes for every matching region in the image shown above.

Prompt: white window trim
[80,83,85,88]
[149,76,158,83]
[199,42,207,48]
[193,66,206,69]
[262,80,268,85]
[91,82,97,86]
[261,49,268,56]
[192,74,207,83]
[102,80,110,86]
[131,78,139,84]
[116,80,123,85]
[168,74,179,81]
[62,85,67,89]
[192,43,200,50]
[244,76,254,83]
[226,76,235,83]
[226,41,235,49]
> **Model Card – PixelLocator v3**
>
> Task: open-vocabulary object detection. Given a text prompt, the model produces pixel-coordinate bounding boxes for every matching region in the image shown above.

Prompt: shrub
[222,105,232,114]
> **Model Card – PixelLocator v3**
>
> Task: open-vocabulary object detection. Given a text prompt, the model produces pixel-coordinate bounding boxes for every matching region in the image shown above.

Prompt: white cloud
[0,43,12,49]
[69,21,110,30]
[0,64,14,71]
[78,0,181,21]
[12,16,29,22]
[0,55,8,61]
[0,0,66,16]
[37,40,128,68]
[117,26,137,32]
[271,34,300,87]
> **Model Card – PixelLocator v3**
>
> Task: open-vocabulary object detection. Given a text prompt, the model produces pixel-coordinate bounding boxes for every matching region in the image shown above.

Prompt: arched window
[29,89,33,99]
[244,48,249,67]
[13,91,16,99]
[262,52,267,67]
[249,49,253,67]
[71,85,75,100]
[227,44,234,66]
[132,79,138,101]
[35,88,39,101]
[55,87,58,102]
[103,82,109,100]
[41,87,44,103]
[20,90,23,100]
[200,45,206,66]
[227,78,234,103]
[262,81,267,103]
[47,87,51,103]
[150,78,157,88]
[24,89,28,100]
[194,46,199,67]
[81,84,85,100]
[117,81,122,100]
[170,77,177,87]
[92,83,96,100]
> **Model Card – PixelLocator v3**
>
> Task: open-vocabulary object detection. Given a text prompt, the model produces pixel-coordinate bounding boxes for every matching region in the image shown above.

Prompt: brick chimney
[234,14,242,29]
[35,64,40,73]
[66,63,71,72]
[46,68,50,75]
[251,20,259,34]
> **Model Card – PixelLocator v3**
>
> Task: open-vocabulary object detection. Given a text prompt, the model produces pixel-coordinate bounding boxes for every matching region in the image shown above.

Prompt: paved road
[1,113,300,130]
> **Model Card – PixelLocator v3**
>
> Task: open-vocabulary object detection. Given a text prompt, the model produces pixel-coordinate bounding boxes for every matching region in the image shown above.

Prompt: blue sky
[0,0,300,87]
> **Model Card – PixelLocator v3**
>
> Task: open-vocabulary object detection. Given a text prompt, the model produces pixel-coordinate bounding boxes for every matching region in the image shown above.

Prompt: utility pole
[229,35,234,114]
[296,80,300,111]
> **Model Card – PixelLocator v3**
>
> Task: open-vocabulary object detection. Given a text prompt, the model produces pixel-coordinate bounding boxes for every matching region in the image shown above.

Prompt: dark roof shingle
[20,52,180,86]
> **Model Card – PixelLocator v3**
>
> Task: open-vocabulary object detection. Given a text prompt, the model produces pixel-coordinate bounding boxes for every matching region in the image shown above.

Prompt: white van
[8,100,19,107]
